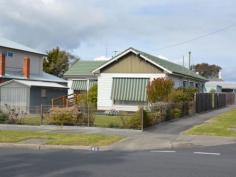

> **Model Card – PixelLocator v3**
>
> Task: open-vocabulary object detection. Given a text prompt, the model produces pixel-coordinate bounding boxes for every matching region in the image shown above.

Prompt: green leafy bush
[172,108,182,118]
[87,85,97,106]
[0,111,8,123]
[169,88,198,103]
[126,110,142,129]
[77,84,97,107]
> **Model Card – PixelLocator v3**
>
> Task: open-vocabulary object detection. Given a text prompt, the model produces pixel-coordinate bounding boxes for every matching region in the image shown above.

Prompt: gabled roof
[93,47,207,81]
[0,79,67,88]
[0,36,46,56]
[64,60,106,77]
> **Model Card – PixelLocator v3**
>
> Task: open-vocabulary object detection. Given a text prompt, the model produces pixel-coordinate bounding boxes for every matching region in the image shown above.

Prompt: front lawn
[18,114,133,128]
[185,109,236,137]
[0,130,123,146]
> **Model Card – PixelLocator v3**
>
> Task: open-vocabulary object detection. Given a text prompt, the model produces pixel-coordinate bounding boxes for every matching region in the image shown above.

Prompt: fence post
[40,104,43,125]
[194,93,197,113]
[140,107,144,132]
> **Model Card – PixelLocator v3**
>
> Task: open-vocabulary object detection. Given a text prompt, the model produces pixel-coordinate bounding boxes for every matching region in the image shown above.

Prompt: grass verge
[185,109,236,137]
[20,115,133,128]
[0,130,124,146]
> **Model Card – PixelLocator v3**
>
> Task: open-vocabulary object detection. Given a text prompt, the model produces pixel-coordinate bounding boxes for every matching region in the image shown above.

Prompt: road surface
[0,144,236,177]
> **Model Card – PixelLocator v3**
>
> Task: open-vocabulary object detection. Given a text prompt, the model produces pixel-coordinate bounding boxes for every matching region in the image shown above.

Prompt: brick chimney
[0,53,5,76]
[23,56,30,79]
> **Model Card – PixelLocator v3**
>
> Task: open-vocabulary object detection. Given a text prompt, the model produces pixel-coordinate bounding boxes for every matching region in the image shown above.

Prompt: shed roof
[2,71,67,83]
[0,79,67,88]
[64,60,105,77]
[93,47,207,81]
[0,36,46,56]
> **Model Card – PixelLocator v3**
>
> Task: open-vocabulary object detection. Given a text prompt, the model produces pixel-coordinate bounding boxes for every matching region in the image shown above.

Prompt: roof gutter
[170,72,208,82]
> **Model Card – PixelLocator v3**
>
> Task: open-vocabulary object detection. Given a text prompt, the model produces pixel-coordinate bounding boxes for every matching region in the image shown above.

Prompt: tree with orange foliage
[147,78,174,103]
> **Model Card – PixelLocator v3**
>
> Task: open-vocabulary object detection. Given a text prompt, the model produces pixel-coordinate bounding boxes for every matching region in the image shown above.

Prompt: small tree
[147,78,174,103]
[87,84,97,106]
[43,47,70,77]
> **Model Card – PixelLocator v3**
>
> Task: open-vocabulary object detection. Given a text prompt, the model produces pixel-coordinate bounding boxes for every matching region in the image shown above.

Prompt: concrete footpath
[0,105,236,151]
[110,105,236,151]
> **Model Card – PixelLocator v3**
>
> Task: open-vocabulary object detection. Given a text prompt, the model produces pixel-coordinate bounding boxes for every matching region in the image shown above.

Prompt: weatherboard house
[65,47,207,111]
[0,37,67,112]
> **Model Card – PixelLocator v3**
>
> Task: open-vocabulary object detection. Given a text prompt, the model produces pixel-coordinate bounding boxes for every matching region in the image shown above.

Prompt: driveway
[111,105,236,151]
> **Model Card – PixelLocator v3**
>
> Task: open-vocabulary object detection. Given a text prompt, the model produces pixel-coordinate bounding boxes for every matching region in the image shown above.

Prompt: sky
[0,0,235,80]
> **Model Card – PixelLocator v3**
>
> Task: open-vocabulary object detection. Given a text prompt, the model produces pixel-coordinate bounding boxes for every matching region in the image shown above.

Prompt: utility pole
[183,56,185,67]
[188,51,191,70]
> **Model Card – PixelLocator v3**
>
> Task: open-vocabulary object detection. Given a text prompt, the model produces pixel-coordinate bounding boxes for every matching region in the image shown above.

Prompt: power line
[157,23,236,50]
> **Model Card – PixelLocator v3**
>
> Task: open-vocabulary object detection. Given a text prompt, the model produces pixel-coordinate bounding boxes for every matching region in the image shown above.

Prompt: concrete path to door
[110,105,236,151]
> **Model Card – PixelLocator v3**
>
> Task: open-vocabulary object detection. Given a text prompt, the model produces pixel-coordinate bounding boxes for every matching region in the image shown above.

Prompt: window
[41,89,47,98]
[4,51,14,58]
[195,83,199,88]
[183,81,187,88]
[190,82,194,87]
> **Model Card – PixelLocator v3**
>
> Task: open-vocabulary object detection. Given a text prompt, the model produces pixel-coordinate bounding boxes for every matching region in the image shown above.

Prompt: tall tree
[193,63,222,79]
[43,47,70,77]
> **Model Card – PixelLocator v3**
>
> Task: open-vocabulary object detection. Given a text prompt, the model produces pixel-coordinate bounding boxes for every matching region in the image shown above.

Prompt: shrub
[168,89,188,103]
[210,89,216,93]
[0,111,8,123]
[127,110,142,129]
[47,106,81,126]
[169,88,198,103]
[147,78,174,103]
[77,84,97,107]
[108,122,120,128]
[178,87,198,101]
[172,108,182,118]
[3,105,26,124]
[87,84,97,106]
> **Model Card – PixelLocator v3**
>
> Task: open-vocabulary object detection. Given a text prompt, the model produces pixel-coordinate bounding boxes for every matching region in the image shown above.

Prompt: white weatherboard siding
[67,79,74,95]
[97,73,166,111]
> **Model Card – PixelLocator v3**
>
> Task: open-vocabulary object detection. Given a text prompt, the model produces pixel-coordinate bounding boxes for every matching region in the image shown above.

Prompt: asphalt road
[0,144,236,177]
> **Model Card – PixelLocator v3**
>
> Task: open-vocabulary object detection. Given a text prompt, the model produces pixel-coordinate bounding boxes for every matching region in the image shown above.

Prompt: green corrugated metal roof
[64,60,105,76]
[131,48,207,81]
[111,78,149,101]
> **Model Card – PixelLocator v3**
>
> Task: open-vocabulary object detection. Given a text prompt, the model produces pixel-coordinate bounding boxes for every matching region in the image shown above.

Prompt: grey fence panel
[195,93,235,113]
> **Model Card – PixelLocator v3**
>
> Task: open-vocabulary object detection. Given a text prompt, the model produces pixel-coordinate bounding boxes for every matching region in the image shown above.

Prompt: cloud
[0,0,106,50]
[94,56,110,61]
[0,0,236,80]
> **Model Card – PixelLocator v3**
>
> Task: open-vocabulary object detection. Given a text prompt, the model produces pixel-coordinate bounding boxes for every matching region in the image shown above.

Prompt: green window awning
[71,80,87,91]
[111,78,149,101]
[71,80,97,91]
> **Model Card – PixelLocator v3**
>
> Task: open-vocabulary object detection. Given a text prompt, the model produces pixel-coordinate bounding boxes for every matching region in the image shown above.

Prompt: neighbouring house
[205,82,222,93]
[65,47,207,112]
[205,81,236,93]
[0,37,68,112]
[64,60,105,95]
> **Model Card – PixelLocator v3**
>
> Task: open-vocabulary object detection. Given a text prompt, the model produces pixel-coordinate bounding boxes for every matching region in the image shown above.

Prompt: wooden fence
[195,93,235,113]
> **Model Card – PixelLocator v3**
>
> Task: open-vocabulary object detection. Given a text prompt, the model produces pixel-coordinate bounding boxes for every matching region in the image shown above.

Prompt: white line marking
[194,152,221,156]
[150,150,176,153]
